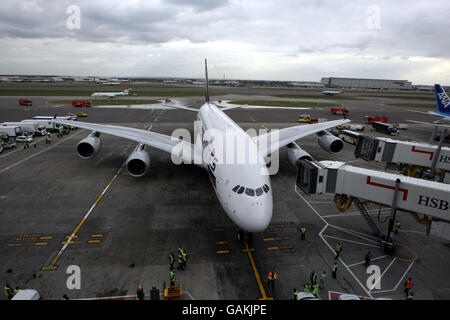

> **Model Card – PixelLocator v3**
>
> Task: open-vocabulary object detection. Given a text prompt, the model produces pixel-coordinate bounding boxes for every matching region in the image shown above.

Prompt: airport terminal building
[321,77,413,90]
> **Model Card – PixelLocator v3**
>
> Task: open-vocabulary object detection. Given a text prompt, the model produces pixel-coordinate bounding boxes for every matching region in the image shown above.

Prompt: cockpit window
[245,188,255,196]
[232,185,240,192]
[237,186,245,194]
[255,188,263,196]
[263,184,270,193]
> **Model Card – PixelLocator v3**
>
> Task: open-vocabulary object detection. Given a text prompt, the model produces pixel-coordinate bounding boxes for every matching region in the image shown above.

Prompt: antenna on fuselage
[205,58,210,104]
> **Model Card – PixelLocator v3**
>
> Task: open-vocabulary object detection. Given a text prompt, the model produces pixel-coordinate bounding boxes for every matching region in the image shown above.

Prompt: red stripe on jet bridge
[411,146,434,160]
[366,176,408,201]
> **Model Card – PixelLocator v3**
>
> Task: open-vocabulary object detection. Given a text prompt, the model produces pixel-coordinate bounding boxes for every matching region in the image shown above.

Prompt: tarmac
[0,88,449,300]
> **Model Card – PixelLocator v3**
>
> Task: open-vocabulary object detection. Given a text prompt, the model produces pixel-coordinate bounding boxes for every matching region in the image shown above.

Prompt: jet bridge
[296,159,450,249]
[354,134,450,182]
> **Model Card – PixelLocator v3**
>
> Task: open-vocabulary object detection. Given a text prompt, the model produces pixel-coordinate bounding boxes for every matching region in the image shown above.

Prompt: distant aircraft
[408,84,450,127]
[53,60,349,233]
[91,89,130,98]
[322,89,345,96]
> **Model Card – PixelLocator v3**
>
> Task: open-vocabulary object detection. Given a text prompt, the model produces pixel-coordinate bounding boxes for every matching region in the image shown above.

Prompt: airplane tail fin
[340,89,345,94]
[435,84,450,116]
[205,59,210,104]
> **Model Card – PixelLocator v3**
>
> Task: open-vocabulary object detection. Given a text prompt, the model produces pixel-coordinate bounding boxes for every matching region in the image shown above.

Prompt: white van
[11,289,42,300]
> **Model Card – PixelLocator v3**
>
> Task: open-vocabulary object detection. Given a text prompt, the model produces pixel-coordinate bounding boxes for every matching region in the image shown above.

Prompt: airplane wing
[255,119,351,156]
[406,120,450,128]
[53,119,202,165]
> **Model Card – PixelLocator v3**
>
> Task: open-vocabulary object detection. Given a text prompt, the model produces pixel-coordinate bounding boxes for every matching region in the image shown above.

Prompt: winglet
[205,58,210,104]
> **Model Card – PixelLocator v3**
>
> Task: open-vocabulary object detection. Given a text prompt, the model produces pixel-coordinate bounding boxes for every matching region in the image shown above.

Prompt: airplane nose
[240,199,273,233]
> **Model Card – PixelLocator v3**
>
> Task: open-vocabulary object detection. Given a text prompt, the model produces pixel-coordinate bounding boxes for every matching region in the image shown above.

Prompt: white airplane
[91,88,130,98]
[408,84,450,127]
[322,89,344,96]
[53,60,349,233]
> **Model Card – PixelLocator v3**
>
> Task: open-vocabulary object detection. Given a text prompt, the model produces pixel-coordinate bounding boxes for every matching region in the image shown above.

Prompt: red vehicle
[18,99,32,106]
[309,118,319,124]
[363,116,388,124]
[330,107,349,115]
[72,100,92,108]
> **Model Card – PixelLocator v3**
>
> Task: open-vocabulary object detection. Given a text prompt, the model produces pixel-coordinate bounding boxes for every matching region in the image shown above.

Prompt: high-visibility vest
[312,284,319,295]
[321,273,327,283]
[336,244,342,252]
[303,284,311,292]
[14,289,19,294]
[4,286,13,296]
[268,272,278,280]
[182,252,187,262]
[312,273,317,283]
[292,290,299,299]
[170,272,175,282]
[395,222,400,229]
[332,264,338,272]
[407,294,414,300]
[178,254,183,263]
[301,228,306,234]
[169,255,174,264]
[405,280,413,289]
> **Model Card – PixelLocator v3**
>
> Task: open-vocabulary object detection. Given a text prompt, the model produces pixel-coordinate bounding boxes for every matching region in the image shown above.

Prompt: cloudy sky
[0,0,449,84]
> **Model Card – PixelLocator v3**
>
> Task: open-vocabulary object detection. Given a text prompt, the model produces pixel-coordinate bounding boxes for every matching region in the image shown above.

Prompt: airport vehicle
[330,107,349,115]
[53,60,350,233]
[0,126,22,137]
[18,99,32,106]
[91,89,130,98]
[0,139,16,150]
[408,84,450,126]
[1,122,46,136]
[338,294,360,301]
[72,100,92,108]
[296,292,320,300]
[363,116,388,124]
[371,121,399,136]
[337,124,364,131]
[22,119,62,133]
[16,135,33,143]
[322,89,344,96]
[337,130,361,145]
[11,289,42,300]
[76,112,87,117]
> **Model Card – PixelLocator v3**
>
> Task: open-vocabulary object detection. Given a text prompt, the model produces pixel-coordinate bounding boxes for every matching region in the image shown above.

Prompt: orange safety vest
[268,272,278,280]
[405,280,413,289]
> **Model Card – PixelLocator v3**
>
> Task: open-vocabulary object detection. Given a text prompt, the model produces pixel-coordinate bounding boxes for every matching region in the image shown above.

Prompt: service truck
[18,99,32,106]
[371,121,399,136]
[363,116,388,124]
[0,126,22,137]
[1,122,46,136]
[22,119,62,133]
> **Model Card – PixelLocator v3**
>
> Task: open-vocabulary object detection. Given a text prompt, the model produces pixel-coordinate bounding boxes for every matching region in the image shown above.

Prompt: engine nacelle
[317,131,344,154]
[126,148,150,177]
[286,142,312,168]
[77,133,102,159]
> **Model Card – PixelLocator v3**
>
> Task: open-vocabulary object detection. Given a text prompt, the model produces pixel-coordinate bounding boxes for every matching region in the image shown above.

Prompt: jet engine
[317,130,344,154]
[77,132,102,159]
[126,146,150,177]
[286,142,312,168]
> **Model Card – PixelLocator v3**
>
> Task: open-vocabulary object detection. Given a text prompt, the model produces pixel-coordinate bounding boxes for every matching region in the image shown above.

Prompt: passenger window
[232,185,240,192]
[237,186,245,194]
[245,188,255,197]
[256,188,263,196]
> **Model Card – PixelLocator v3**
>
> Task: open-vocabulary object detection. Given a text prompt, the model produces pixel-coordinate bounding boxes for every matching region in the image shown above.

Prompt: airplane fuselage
[197,103,273,232]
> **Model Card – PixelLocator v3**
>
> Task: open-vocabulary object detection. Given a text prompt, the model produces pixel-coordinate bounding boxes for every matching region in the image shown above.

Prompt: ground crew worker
[14,286,20,295]
[169,253,175,270]
[407,292,414,300]
[300,226,306,240]
[310,271,317,285]
[136,284,144,300]
[268,271,278,292]
[332,262,338,279]
[335,243,342,259]
[32,141,37,148]
[319,271,327,289]
[23,141,29,149]
[178,246,184,256]
[291,288,299,300]
[311,283,319,297]
[170,269,176,286]
[62,294,69,300]
[404,277,413,297]
[303,283,311,293]
[364,251,373,267]
[4,283,14,300]
[177,252,184,271]
[181,249,188,269]
[395,221,401,234]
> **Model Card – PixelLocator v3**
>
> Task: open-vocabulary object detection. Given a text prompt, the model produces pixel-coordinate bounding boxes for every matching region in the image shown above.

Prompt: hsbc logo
[438,92,450,108]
